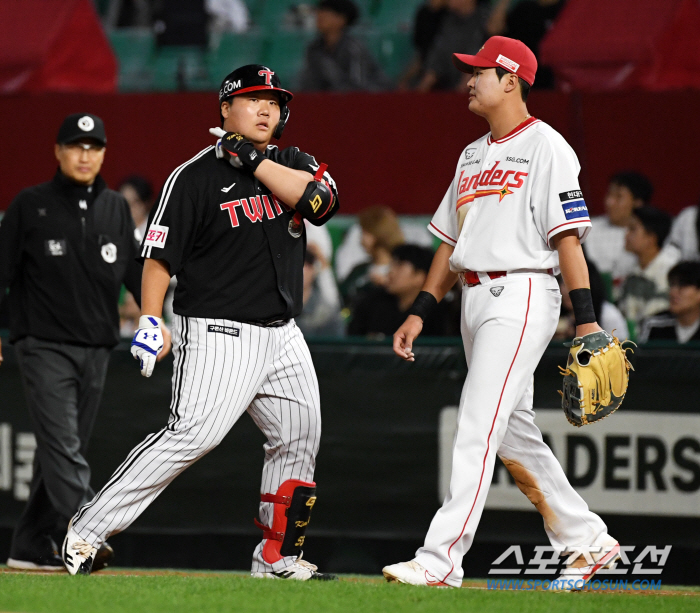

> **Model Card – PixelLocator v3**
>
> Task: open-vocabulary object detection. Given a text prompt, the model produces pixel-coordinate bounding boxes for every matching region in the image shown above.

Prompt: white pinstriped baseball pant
[71,316,321,573]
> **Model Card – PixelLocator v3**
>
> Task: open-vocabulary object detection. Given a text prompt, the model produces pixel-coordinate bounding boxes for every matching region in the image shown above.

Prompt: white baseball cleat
[62,523,97,576]
[251,556,337,581]
[548,535,621,592]
[382,560,452,587]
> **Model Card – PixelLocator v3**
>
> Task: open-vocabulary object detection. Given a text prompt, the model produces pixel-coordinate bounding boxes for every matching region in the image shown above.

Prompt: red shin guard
[254,479,317,564]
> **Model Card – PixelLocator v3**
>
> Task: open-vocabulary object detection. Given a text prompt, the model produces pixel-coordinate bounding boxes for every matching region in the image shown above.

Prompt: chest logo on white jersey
[456,161,528,208]
[490,286,504,297]
[221,182,236,193]
[464,148,477,160]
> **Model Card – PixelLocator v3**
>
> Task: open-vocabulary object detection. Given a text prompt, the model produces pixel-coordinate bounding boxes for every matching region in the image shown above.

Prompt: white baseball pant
[415,272,608,586]
[71,316,321,574]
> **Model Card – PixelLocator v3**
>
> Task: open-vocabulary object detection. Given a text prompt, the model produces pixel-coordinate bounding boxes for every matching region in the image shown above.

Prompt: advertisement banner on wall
[439,409,700,517]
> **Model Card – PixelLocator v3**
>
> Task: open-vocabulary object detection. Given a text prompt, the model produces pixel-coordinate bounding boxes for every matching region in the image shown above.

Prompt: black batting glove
[220,132,265,172]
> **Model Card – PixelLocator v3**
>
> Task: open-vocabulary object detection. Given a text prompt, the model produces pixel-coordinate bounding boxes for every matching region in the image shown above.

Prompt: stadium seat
[367,0,423,30]
[262,31,316,88]
[209,31,267,82]
[361,29,412,82]
[258,0,307,31]
[152,46,210,91]
[109,28,155,91]
[241,0,267,26]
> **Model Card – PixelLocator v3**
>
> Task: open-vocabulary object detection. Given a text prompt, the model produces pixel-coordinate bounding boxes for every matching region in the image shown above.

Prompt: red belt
[460,270,507,287]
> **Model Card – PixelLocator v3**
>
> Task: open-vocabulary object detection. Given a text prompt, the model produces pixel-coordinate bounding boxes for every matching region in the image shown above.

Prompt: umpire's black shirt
[0,171,142,347]
[140,145,339,323]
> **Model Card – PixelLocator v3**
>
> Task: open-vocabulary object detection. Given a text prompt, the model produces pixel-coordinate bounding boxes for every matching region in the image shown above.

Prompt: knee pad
[254,479,317,564]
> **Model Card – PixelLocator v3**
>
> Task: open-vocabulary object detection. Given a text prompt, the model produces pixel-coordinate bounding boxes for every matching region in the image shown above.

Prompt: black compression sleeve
[407,291,438,321]
[569,288,596,326]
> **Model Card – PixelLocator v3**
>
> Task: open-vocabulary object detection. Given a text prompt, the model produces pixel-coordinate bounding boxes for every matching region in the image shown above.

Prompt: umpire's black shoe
[92,542,115,572]
[7,549,65,572]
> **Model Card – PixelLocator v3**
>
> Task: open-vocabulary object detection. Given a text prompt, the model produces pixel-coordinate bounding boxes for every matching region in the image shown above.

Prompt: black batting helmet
[219,65,293,139]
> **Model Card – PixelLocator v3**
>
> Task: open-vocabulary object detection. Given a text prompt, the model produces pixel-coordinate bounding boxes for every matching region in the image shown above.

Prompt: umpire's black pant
[10,336,110,558]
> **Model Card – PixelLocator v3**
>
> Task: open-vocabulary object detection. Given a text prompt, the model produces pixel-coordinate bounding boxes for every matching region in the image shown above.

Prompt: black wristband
[569,288,596,326]
[407,291,438,322]
[237,142,265,172]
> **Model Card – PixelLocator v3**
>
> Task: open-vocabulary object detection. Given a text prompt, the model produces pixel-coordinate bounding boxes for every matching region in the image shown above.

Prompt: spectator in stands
[418,0,503,91]
[206,0,250,35]
[639,261,700,344]
[103,0,152,28]
[299,0,390,92]
[348,245,450,337]
[297,245,345,337]
[555,260,629,341]
[334,217,433,286]
[339,206,405,308]
[482,0,565,89]
[618,206,678,330]
[118,175,154,242]
[399,0,449,89]
[153,0,208,47]
[667,199,700,262]
[585,171,654,299]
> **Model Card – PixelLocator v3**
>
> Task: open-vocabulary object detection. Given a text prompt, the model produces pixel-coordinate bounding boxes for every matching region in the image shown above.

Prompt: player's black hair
[118,175,153,203]
[495,66,530,102]
[392,244,434,275]
[318,0,359,26]
[631,205,672,248]
[668,261,700,288]
[609,171,654,204]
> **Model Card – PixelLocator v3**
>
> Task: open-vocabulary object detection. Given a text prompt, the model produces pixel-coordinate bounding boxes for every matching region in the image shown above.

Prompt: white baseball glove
[131,315,165,377]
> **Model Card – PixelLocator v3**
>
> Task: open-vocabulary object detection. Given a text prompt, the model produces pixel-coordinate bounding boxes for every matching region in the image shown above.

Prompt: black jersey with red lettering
[140,145,339,323]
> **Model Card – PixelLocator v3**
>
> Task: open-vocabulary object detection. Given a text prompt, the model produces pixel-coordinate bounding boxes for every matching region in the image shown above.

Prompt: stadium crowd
[103,0,565,91]
[107,171,700,344]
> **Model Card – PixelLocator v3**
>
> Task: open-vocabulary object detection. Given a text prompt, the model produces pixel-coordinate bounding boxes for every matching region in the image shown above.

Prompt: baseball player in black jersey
[62,65,339,580]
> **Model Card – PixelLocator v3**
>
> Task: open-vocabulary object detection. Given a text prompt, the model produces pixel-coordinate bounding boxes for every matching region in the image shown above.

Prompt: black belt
[246,318,290,328]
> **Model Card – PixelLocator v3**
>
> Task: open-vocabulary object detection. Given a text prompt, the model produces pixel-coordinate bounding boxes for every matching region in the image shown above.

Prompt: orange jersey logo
[456,161,528,231]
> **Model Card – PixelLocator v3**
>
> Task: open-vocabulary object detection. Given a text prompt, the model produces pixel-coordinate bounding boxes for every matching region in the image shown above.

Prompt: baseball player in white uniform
[382,37,620,590]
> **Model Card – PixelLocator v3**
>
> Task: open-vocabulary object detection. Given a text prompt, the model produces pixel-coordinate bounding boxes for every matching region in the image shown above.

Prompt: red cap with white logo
[453,36,537,86]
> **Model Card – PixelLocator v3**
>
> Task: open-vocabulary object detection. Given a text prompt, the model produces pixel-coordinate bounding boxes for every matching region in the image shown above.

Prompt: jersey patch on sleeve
[559,190,583,202]
[561,199,589,220]
[144,224,169,248]
[559,190,588,220]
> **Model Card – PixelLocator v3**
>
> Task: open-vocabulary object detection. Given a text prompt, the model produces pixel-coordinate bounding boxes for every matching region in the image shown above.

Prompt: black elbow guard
[295,180,334,221]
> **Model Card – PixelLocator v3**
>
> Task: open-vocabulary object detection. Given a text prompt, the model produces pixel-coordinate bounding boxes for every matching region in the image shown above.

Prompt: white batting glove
[131,315,164,377]
[209,127,243,168]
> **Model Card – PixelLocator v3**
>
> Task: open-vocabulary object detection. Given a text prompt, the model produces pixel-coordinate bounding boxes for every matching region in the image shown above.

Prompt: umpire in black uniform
[0,113,169,570]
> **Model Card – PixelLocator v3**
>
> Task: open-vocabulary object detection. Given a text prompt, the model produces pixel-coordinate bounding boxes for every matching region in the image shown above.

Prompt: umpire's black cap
[56,113,107,146]
[218,65,293,106]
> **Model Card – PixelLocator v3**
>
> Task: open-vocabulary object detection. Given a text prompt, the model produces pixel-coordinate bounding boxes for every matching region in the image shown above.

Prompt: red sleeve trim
[546,219,591,243]
[429,222,457,245]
